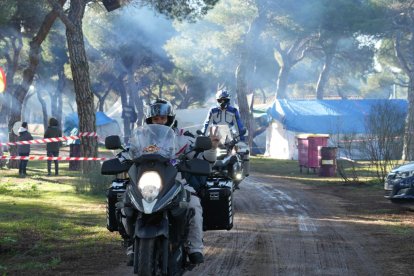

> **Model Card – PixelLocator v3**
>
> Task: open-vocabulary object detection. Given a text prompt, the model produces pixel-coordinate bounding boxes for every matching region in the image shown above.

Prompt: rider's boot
[189,252,204,264]
[126,244,133,266]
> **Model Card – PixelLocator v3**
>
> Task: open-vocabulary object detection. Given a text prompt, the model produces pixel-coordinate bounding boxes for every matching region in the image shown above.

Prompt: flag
[0,67,6,93]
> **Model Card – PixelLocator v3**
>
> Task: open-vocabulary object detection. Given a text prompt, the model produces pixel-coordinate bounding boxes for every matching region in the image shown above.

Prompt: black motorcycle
[199,125,249,190]
[102,124,212,275]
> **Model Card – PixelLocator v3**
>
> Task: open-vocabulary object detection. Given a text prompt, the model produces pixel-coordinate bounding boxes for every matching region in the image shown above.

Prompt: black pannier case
[106,180,127,232]
[201,186,233,231]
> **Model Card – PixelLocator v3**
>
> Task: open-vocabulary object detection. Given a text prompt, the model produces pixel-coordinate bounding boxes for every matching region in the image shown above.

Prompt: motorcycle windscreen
[129,124,176,159]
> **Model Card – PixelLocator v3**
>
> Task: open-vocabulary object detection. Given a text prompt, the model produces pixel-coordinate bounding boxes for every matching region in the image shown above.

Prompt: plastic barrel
[319,147,337,177]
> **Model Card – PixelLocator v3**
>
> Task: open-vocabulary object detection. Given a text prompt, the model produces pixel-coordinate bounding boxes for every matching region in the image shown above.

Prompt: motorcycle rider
[202,89,246,141]
[202,89,249,178]
[123,98,220,266]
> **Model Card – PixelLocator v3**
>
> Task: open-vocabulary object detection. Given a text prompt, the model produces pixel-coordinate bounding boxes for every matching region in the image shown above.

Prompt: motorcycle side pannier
[106,180,127,232]
[201,187,233,231]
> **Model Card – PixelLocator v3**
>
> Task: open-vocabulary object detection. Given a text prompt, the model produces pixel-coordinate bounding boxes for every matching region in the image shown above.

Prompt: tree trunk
[133,86,144,127]
[37,89,49,130]
[66,0,97,173]
[98,94,105,111]
[128,74,138,134]
[51,70,65,128]
[0,34,22,127]
[0,91,12,127]
[235,61,253,150]
[22,92,35,121]
[118,75,131,143]
[276,65,291,99]
[259,88,267,104]
[402,75,414,160]
[158,77,164,99]
[316,44,336,100]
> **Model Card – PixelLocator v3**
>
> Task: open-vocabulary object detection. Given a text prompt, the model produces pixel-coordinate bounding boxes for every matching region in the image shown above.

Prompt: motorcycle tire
[135,238,162,276]
[133,238,139,274]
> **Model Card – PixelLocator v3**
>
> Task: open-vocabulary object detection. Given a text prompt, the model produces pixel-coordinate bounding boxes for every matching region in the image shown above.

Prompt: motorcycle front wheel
[134,237,162,276]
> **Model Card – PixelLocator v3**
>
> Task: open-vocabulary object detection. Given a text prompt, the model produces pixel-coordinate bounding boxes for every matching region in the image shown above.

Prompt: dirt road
[105,173,413,276]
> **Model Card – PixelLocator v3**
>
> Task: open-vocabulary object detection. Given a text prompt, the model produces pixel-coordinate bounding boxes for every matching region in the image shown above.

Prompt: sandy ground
[98,173,414,276]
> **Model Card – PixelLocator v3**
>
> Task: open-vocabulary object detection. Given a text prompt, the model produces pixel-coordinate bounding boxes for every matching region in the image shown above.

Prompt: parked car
[384,162,414,202]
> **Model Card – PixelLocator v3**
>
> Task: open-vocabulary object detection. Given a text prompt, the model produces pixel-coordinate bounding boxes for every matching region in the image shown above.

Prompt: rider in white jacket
[202,90,249,177]
[202,89,246,141]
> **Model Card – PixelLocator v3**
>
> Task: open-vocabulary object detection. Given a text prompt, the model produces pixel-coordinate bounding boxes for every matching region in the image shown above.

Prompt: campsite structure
[265,99,408,160]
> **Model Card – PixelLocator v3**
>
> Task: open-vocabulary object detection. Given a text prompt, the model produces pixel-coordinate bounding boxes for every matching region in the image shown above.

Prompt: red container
[297,134,329,173]
[297,135,309,169]
[319,147,337,177]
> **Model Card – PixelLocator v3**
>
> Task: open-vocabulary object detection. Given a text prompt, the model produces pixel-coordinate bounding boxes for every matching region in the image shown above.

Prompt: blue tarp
[64,111,116,133]
[267,99,408,134]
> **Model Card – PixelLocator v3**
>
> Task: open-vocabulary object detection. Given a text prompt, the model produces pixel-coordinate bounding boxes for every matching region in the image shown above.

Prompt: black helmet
[216,89,230,108]
[145,98,176,126]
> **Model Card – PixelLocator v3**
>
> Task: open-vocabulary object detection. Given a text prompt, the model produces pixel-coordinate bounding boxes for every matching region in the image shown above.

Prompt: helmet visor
[146,102,174,118]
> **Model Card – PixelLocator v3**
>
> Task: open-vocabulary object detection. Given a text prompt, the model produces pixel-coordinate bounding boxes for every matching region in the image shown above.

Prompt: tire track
[106,173,383,275]
[189,174,382,275]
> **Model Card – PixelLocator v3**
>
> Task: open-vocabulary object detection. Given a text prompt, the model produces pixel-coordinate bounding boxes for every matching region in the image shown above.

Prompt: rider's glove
[117,149,130,163]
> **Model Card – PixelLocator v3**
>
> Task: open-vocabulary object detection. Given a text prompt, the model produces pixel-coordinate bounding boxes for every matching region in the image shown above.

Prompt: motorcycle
[102,124,212,275]
[199,125,249,191]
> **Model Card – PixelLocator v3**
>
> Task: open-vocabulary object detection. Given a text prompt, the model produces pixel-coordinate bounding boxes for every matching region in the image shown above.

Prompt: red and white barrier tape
[0,132,98,147]
[1,155,108,161]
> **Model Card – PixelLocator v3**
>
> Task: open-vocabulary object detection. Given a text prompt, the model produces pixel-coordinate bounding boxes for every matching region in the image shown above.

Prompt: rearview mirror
[177,159,211,176]
[194,136,212,151]
[105,135,122,150]
[101,158,131,175]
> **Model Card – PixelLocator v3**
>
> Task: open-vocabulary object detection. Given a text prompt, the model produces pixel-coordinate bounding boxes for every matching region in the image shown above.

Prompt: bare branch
[47,0,75,32]
[395,32,412,74]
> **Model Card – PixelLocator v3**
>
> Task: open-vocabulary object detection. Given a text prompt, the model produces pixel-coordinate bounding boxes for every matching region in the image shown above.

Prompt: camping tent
[266,99,408,159]
[175,108,210,134]
[64,112,122,141]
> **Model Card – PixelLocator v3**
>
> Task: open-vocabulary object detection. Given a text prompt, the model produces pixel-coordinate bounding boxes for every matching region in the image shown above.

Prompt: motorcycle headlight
[235,172,243,180]
[138,171,162,202]
[216,148,227,156]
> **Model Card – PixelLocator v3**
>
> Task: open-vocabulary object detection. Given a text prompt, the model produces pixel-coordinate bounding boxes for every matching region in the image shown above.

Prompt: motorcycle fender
[135,215,169,239]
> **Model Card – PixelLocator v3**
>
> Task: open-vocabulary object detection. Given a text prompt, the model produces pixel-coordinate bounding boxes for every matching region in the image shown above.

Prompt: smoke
[101,6,177,59]
[163,0,279,104]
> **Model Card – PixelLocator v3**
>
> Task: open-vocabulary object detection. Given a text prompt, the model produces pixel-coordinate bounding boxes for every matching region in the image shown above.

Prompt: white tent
[265,120,298,159]
[175,108,210,133]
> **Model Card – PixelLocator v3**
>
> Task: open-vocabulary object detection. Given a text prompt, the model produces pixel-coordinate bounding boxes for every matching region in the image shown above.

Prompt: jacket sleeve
[181,132,216,164]
[202,108,213,135]
[201,148,217,164]
[233,107,245,141]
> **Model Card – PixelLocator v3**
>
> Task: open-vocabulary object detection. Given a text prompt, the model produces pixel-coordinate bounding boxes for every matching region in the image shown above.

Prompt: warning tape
[0,132,98,147]
[1,155,109,161]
